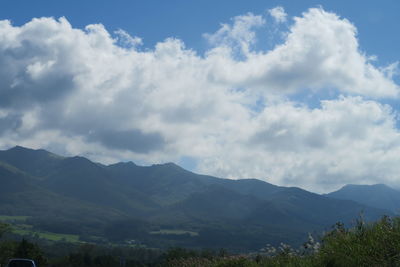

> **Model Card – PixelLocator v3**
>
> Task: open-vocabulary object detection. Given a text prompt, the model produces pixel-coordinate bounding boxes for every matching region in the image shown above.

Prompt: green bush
[317,216,400,266]
[0,238,48,267]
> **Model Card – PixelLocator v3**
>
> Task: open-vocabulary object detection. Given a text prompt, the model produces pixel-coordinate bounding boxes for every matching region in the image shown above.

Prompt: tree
[13,239,48,266]
[0,222,11,239]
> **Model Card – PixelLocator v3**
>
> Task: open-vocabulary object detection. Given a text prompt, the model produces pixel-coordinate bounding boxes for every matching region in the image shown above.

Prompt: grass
[12,228,80,242]
[150,229,199,236]
[0,215,30,222]
[0,215,81,243]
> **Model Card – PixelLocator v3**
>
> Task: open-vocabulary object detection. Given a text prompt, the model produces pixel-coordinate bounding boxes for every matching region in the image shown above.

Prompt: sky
[0,0,399,193]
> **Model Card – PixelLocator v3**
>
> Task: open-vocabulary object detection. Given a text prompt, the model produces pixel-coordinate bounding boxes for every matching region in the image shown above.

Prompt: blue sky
[0,1,399,192]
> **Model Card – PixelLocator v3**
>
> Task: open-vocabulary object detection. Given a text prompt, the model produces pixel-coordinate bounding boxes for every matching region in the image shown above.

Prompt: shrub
[317,216,400,266]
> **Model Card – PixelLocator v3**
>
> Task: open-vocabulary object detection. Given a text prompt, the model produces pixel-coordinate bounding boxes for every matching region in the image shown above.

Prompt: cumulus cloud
[268,6,287,23]
[0,8,399,192]
[114,29,143,48]
[203,13,265,57]
[205,8,399,98]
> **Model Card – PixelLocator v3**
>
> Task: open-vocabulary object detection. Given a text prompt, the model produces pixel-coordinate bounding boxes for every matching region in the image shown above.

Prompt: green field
[0,215,30,222]
[150,229,198,236]
[12,228,79,243]
[0,215,80,243]
[13,228,80,242]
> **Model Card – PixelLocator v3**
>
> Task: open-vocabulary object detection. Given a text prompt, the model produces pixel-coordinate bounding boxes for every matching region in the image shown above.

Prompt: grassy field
[0,214,80,243]
[150,229,198,236]
[12,228,80,242]
[0,215,30,222]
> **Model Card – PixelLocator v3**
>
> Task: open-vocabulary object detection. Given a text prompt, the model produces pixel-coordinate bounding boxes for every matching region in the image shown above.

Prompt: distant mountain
[0,145,65,178]
[0,146,393,251]
[326,184,400,215]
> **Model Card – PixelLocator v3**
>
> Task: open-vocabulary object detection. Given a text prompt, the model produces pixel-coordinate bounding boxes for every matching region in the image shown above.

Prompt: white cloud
[0,8,399,193]
[205,8,399,98]
[203,13,265,57]
[268,6,287,23]
[114,29,143,48]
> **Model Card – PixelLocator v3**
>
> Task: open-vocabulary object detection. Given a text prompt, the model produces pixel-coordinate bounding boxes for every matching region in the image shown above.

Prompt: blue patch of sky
[392,74,400,86]
[253,97,267,114]
[288,87,341,109]
[177,156,197,171]
[206,13,289,61]
[253,15,289,54]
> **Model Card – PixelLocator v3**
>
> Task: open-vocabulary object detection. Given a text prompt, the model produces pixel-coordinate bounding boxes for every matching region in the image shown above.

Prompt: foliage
[0,222,11,239]
[0,240,16,265]
[46,243,163,267]
[0,238,48,267]
[13,238,48,266]
[317,216,400,266]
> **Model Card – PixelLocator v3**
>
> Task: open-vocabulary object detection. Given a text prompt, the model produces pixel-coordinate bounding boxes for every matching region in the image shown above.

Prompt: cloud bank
[0,7,399,192]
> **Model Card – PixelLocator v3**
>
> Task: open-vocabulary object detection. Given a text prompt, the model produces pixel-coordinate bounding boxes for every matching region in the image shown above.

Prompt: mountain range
[0,146,398,251]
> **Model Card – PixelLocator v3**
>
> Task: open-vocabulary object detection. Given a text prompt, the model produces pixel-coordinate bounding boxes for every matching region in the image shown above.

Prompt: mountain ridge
[326,183,400,215]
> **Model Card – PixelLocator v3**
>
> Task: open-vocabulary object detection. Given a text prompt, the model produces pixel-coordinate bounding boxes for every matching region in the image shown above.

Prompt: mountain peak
[109,161,137,167]
[327,183,400,214]
[0,145,66,177]
[9,145,34,152]
[151,162,183,170]
[7,145,56,156]
[341,183,393,191]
